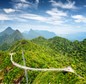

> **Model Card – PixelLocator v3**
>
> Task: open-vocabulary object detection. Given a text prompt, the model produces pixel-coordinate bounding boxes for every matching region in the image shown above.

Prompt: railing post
[22,50,28,84]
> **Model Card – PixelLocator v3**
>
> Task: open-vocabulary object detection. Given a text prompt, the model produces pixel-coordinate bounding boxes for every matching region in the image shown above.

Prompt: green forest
[0,36,86,84]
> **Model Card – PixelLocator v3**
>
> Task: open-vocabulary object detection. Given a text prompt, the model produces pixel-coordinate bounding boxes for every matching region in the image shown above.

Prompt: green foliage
[0,36,86,83]
[0,43,11,51]
[0,29,23,51]
[33,72,85,84]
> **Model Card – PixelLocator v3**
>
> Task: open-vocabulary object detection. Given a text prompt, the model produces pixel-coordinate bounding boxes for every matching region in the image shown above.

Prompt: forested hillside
[0,0,86,83]
[0,28,23,51]
[0,36,86,83]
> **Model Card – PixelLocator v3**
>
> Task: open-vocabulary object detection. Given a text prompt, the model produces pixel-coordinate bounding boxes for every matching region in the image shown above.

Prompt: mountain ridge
[0,28,23,50]
[0,27,86,41]
[23,29,56,39]
[0,27,15,36]
[59,32,86,41]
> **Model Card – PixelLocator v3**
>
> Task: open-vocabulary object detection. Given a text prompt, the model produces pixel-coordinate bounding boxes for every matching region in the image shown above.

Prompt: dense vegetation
[0,36,86,84]
[0,28,23,51]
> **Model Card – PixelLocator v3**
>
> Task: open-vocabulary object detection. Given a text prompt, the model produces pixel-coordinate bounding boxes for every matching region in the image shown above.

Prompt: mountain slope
[0,29,23,50]
[23,29,56,39]
[32,36,48,46]
[60,32,86,41]
[0,27,14,36]
[0,30,23,44]
[9,30,23,42]
[0,36,86,83]
[48,36,73,54]
[35,30,56,39]
[1,39,85,83]
[31,36,86,81]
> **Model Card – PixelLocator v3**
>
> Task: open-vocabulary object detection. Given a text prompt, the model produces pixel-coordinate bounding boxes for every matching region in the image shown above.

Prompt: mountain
[23,29,56,39]
[23,29,41,39]
[0,28,23,44]
[0,33,9,45]
[48,36,73,54]
[60,32,86,41]
[0,37,86,83]
[3,30,23,45]
[0,27,14,36]
[10,30,23,41]
[32,36,49,46]
[0,28,23,50]
[35,30,56,39]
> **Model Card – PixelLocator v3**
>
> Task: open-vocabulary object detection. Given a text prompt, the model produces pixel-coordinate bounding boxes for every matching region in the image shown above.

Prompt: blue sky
[0,0,86,35]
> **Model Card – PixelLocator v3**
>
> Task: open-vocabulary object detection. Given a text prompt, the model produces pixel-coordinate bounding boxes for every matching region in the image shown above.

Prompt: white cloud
[3,8,16,13]
[0,14,12,20]
[72,15,86,23]
[50,0,77,9]
[47,20,64,25]
[19,8,67,26]
[14,3,31,9]
[12,0,39,9]
[20,0,28,3]
[35,0,39,8]
[46,8,67,25]
[36,0,39,4]
[35,0,39,5]
[13,17,28,22]
[46,8,67,17]
[12,0,29,3]
[12,0,32,9]
[20,13,47,21]
[0,13,26,22]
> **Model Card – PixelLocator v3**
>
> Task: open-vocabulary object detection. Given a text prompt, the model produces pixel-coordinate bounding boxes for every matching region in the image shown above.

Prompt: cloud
[46,8,67,25]
[35,0,39,5]
[84,5,86,7]
[12,0,32,9]
[0,13,26,22]
[3,8,16,13]
[50,0,77,9]
[14,3,31,9]
[72,15,86,23]
[46,8,67,17]
[36,0,39,3]
[12,0,29,3]
[0,14,12,20]
[14,17,28,22]
[20,13,47,21]
[19,8,67,25]
[20,0,28,3]
[35,0,39,7]
[12,0,39,10]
